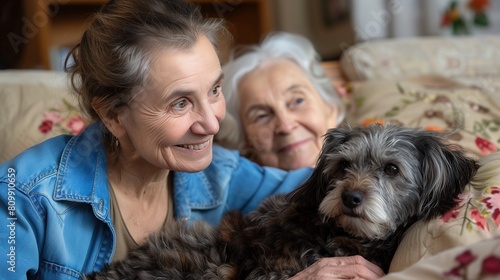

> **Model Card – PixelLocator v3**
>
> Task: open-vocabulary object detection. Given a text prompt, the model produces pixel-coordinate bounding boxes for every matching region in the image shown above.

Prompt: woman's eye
[288,96,305,109]
[293,97,304,106]
[254,113,270,123]
[173,99,188,110]
[384,163,399,176]
[212,85,222,96]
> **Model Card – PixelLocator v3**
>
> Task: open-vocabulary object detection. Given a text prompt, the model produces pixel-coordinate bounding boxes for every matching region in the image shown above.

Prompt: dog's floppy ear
[416,132,478,220]
[286,127,352,209]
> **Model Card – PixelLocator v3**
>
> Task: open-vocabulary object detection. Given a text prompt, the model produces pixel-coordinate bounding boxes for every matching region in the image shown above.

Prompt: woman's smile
[177,139,211,151]
[277,138,312,154]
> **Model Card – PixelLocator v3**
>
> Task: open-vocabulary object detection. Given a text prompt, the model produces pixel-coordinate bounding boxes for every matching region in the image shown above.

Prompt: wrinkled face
[117,35,225,172]
[237,59,338,170]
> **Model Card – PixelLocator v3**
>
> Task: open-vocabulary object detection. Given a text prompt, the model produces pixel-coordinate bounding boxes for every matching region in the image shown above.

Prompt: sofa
[1,35,500,276]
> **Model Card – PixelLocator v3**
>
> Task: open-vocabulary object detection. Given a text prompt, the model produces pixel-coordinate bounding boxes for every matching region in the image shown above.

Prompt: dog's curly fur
[86,124,478,280]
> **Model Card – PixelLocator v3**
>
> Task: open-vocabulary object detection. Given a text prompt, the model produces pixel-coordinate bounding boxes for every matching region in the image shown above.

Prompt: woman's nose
[274,112,296,134]
[191,103,222,135]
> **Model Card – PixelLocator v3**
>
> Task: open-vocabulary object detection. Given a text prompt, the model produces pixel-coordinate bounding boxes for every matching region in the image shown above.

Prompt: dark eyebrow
[214,71,224,86]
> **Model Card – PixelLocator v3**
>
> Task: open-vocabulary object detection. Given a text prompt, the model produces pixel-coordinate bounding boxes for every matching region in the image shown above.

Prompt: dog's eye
[384,163,399,176]
[339,160,350,171]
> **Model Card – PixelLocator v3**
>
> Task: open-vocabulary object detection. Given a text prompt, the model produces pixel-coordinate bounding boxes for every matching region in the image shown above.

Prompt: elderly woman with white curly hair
[217,32,345,170]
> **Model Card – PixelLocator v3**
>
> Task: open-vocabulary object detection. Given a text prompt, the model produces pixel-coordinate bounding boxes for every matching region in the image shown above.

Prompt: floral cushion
[343,76,500,272]
[346,76,500,158]
[38,100,85,136]
[381,236,500,279]
[0,70,87,163]
[389,152,500,273]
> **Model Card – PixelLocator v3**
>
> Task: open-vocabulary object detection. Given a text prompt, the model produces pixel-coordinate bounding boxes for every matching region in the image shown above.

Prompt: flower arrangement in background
[441,0,490,35]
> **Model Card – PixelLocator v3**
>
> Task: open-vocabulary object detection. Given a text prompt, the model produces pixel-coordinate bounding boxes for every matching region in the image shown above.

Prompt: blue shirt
[0,122,312,279]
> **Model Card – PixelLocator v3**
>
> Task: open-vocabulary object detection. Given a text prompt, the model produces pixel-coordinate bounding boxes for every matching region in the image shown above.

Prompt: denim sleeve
[0,167,41,280]
[227,156,313,215]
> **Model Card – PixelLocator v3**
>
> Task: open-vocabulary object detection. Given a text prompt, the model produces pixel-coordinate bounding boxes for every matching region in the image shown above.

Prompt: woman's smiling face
[237,59,338,170]
[116,35,226,172]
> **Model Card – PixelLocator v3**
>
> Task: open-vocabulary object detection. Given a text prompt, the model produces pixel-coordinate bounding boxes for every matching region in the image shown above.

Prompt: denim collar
[53,122,111,220]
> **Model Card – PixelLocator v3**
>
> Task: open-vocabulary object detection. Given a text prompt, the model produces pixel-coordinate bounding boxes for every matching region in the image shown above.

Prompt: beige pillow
[383,236,500,279]
[340,36,500,81]
[0,70,86,163]
[389,152,500,272]
[347,76,500,158]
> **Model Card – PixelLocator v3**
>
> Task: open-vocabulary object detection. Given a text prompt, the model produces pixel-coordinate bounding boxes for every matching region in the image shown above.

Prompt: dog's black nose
[341,190,364,208]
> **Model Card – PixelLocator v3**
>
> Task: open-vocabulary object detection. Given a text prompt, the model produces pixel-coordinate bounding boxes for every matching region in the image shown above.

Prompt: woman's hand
[290,255,385,280]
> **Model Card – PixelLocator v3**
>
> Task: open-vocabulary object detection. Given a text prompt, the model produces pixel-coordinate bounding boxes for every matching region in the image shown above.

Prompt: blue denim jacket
[0,122,312,279]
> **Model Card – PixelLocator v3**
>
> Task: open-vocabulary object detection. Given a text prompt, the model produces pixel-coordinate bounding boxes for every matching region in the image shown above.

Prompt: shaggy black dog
[87,124,478,279]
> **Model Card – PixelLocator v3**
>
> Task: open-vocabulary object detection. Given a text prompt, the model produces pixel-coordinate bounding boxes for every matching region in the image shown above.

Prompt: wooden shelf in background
[17,0,272,69]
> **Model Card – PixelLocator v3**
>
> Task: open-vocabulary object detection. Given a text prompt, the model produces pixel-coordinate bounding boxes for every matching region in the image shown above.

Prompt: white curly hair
[216,32,345,150]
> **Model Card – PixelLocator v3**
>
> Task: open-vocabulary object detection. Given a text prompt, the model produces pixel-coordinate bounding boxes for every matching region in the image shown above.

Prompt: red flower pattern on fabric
[481,187,500,226]
[445,247,500,279]
[67,116,86,135]
[470,208,490,231]
[441,193,467,223]
[476,137,498,155]
[456,250,477,265]
[441,207,460,223]
[445,250,477,277]
[482,255,500,275]
[38,120,53,134]
[38,99,87,136]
